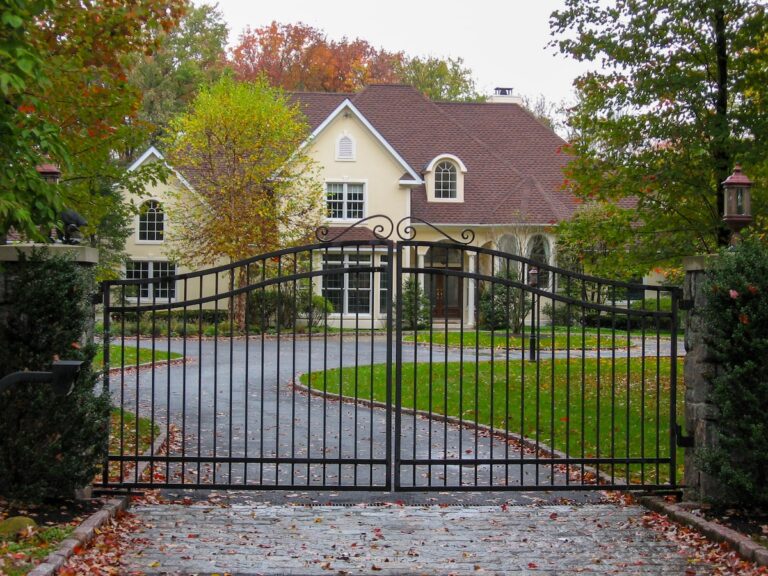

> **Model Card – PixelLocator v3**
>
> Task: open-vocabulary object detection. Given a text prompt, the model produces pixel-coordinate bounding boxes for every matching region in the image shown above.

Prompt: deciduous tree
[551,0,768,268]
[129,1,229,146]
[0,0,68,240]
[396,56,483,102]
[163,75,324,327]
[230,22,401,92]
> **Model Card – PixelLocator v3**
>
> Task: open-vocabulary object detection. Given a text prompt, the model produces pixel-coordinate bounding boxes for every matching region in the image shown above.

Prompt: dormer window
[336,133,356,161]
[435,161,457,198]
[425,154,467,203]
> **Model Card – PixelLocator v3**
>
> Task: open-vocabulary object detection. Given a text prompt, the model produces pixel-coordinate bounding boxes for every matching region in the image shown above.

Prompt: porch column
[467,253,476,328]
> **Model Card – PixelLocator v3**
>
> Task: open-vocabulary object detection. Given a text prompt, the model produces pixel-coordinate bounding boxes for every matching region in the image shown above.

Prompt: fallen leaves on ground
[58,510,144,576]
[642,511,768,575]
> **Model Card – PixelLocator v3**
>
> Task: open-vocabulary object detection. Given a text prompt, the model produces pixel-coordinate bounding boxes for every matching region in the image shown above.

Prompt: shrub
[698,239,768,505]
[398,276,431,330]
[478,268,527,331]
[0,251,110,502]
[300,293,334,328]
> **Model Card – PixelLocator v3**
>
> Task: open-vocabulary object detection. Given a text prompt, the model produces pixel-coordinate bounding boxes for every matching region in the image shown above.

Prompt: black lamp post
[528,265,539,362]
[722,165,753,245]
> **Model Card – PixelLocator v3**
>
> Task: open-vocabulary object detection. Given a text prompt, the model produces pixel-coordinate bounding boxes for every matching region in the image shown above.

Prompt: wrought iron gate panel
[394,222,681,491]
[98,237,394,490]
[95,216,681,492]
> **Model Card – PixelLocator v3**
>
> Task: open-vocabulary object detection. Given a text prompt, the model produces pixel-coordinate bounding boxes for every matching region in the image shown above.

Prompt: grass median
[301,356,683,484]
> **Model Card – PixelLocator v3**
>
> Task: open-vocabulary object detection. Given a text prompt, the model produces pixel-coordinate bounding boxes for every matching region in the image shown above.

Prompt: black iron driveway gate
[96,217,681,493]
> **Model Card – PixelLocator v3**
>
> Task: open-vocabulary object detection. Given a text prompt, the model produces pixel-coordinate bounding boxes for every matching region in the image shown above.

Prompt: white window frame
[325,181,367,222]
[425,154,467,203]
[124,260,177,301]
[335,132,356,161]
[136,199,165,244]
[321,253,373,316]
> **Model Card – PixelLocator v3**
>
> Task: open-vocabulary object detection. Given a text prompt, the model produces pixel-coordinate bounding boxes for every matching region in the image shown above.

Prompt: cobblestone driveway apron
[121,496,710,575]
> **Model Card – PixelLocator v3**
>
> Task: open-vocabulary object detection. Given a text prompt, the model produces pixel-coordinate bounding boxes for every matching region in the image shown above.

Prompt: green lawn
[0,526,74,576]
[94,344,182,370]
[108,407,159,482]
[402,329,630,350]
[301,357,683,484]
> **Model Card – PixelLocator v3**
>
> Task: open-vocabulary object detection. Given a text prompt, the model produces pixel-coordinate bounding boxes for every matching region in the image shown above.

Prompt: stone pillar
[682,255,724,502]
[467,253,476,328]
[0,244,100,346]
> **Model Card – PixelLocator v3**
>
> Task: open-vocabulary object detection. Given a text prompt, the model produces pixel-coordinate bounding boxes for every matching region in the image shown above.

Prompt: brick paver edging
[640,495,768,566]
[26,496,128,576]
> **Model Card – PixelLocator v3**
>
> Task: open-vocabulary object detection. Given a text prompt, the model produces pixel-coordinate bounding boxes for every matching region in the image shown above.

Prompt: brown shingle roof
[293,84,578,225]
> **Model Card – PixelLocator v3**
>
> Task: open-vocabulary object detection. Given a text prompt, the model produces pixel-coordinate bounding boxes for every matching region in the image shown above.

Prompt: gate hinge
[679,299,694,311]
[675,424,694,448]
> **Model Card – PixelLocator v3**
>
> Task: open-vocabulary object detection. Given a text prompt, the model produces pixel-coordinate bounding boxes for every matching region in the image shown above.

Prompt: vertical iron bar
[197,276,203,485]
[182,279,188,485]
[385,241,394,491]
[101,283,111,486]
[212,273,219,486]
[610,284,617,485]
[394,242,404,491]
[291,255,298,486]
[166,288,172,485]
[307,250,314,486]
[149,282,157,486]
[669,289,679,488]
[565,275,572,486]
[228,266,235,484]
[275,256,282,486]
[259,264,266,486]
[243,263,250,486]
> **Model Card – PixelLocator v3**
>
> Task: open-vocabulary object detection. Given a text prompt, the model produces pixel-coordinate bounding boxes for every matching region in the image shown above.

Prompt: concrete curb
[639,496,768,566]
[26,496,129,576]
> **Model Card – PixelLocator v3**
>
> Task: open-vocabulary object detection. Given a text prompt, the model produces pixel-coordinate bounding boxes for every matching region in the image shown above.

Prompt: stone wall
[682,255,725,502]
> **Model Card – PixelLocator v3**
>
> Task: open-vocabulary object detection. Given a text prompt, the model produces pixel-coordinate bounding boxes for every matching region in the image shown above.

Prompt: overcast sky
[206,0,588,105]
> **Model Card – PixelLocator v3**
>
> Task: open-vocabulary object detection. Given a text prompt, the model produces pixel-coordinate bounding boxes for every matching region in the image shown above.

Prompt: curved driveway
[107,334,682,493]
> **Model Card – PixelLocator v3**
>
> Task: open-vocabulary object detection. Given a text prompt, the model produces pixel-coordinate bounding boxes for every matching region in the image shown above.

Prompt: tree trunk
[714,6,732,247]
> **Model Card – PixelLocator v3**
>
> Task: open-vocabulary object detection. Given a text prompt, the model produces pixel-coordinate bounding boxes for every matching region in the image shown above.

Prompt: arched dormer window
[336,133,356,161]
[435,161,457,198]
[425,154,467,203]
[138,200,164,242]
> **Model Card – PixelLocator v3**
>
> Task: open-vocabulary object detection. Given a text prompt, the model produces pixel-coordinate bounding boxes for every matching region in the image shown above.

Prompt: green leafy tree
[164,75,324,329]
[129,1,229,146]
[0,0,68,240]
[397,56,484,102]
[24,0,185,276]
[550,0,768,266]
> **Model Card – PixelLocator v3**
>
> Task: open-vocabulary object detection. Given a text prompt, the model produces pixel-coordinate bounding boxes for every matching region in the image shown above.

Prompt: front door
[432,270,462,318]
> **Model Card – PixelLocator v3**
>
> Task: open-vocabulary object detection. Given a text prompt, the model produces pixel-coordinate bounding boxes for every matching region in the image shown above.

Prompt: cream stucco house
[123,85,577,328]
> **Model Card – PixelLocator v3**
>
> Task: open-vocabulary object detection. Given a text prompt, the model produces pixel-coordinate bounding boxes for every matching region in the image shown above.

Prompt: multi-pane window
[138,200,165,241]
[326,183,364,220]
[322,254,371,314]
[125,260,176,300]
[435,161,457,199]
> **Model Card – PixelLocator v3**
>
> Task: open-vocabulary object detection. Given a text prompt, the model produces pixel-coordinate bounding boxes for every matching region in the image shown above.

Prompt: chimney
[488,87,523,104]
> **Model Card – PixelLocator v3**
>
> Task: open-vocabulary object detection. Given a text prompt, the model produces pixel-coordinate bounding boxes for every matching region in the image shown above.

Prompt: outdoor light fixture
[722,165,753,244]
[0,360,82,396]
[36,163,61,184]
[528,265,539,362]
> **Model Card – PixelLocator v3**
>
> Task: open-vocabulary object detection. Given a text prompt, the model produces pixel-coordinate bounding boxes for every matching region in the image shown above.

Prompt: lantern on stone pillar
[722,165,753,243]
